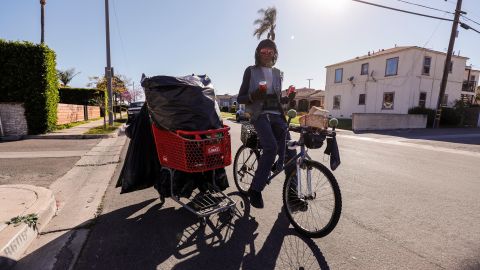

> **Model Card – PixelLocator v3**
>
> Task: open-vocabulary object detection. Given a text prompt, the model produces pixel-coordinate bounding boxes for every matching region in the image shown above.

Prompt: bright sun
[317,0,348,10]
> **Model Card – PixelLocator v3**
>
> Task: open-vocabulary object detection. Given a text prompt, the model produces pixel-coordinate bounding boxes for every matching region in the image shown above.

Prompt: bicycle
[233,110,342,238]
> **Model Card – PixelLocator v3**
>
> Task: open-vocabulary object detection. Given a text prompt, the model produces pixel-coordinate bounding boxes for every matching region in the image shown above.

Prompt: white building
[324,46,471,119]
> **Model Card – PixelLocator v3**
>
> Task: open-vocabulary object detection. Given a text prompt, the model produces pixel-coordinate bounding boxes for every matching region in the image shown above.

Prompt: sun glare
[317,0,348,10]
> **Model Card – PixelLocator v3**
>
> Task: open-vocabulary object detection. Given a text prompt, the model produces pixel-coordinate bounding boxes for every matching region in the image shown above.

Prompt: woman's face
[259,47,275,67]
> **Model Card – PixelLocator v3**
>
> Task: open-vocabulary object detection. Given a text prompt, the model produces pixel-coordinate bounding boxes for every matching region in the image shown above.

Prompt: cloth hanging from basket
[116,105,163,193]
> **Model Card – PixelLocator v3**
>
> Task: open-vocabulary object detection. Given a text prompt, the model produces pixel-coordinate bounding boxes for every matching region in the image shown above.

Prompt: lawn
[220,112,236,120]
[84,121,123,135]
[55,117,102,131]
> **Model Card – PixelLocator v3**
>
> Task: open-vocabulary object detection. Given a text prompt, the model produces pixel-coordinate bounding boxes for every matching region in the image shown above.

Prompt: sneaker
[247,188,264,209]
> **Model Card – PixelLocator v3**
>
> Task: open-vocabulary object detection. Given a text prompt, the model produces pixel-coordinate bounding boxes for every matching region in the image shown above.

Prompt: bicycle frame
[266,143,313,199]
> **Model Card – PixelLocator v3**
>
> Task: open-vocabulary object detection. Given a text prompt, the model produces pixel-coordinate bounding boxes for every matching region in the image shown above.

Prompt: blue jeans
[251,113,296,192]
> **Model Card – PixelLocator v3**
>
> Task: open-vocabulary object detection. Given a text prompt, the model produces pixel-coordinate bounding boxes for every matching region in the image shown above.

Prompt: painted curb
[0,185,57,267]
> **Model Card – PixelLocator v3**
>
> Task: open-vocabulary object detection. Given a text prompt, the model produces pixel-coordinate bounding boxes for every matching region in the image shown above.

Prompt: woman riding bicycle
[237,39,295,208]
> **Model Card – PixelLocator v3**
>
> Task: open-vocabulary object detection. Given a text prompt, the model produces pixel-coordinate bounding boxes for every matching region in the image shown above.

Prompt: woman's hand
[250,89,267,101]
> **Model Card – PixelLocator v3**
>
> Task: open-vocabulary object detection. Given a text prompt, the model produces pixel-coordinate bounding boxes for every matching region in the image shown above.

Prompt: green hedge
[59,87,105,105]
[408,107,435,127]
[0,40,58,134]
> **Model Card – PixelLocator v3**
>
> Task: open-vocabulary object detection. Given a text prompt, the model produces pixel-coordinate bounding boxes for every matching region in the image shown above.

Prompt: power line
[352,0,480,35]
[461,15,480,27]
[460,22,480,34]
[395,0,453,14]
[351,0,453,22]
[112,0,130,76]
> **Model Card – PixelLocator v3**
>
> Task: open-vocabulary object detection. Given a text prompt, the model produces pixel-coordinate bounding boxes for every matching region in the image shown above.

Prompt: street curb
[12,134,128,270]
[0,126,124,141]
[0,185,57,268]
[23,133,118,140]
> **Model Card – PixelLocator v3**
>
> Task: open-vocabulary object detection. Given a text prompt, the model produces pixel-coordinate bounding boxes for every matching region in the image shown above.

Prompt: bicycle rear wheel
[233,145,259,194]
[283,160,342,238]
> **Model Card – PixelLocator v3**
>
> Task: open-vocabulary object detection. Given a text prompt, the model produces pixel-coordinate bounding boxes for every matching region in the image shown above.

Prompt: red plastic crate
[152,124,231,173]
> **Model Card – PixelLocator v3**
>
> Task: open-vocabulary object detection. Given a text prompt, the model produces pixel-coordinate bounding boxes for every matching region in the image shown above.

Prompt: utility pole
[433,0,463,128]
[104,0,114,126]
[40,0,46,44]
[307,78,313,89]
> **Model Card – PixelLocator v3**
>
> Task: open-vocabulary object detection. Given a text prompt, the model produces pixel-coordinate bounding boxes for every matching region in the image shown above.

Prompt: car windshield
[130,102,144,108]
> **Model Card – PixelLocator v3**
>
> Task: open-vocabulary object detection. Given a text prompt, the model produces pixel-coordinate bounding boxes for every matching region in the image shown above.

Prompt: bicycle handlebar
[288,125,335,137]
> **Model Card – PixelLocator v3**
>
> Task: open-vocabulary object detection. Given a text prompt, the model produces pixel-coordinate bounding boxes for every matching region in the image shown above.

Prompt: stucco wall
[352,113,427,131]
[325,47,467,119]
[0,103,28,136]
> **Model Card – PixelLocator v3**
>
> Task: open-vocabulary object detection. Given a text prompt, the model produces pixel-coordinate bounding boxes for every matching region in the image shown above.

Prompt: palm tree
[253,7,277,41]
[57,68,80,87]
[40,0,46,43]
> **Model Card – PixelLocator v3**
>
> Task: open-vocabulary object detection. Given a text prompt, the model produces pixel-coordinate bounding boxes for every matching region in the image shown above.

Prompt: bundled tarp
[141,74,222,131]
[117,74,229,199]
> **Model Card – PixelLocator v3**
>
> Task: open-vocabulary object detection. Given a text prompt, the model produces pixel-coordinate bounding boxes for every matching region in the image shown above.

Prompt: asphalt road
[75,121,480,270]
[0,139,100,188]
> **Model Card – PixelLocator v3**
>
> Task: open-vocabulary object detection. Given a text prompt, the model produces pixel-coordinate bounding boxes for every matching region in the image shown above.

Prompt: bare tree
[253,7,277,41]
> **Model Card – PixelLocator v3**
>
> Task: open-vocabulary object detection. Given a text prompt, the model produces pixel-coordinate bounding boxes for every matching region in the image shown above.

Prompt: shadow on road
[353,128,480,145]
[13,192,329,270]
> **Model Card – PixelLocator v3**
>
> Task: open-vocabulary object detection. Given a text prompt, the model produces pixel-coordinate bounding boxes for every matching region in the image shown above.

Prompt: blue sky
[1,0,479,95]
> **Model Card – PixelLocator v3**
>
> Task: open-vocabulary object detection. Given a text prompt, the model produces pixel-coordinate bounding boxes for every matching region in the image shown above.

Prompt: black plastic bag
[141,74,222,131]
[116,105,163,193]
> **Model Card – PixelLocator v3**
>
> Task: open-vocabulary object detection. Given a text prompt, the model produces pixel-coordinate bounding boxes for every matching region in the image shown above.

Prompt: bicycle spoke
[284,161,340,237]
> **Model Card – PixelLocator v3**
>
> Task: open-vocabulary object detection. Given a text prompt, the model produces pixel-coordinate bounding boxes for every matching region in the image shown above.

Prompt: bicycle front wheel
[283,160,342,238]
[233,145,259,194]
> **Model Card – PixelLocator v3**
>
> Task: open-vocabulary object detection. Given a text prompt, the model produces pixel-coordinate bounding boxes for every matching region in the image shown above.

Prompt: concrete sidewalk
[25,118,120,140]
[0,118,128,269]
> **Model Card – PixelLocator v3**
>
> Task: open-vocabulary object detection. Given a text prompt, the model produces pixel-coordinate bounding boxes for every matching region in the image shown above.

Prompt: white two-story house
[324,46,469,118]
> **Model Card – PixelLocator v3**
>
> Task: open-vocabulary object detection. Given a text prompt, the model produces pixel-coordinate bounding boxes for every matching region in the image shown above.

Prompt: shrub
[440,107,461,126]
[221,106,229,112]
[0,40,58,134]
[408,107,435,127]
[58,87,105,105]
[229,106,237,113]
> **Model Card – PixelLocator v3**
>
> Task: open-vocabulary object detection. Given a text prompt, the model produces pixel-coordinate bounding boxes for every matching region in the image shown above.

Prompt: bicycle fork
[296,157,314,199]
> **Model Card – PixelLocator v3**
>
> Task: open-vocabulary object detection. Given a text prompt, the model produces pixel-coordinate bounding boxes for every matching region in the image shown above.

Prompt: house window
[470,75,476,82]
[442,94,448,106]
[334,68,343,83]
[359,94,366,105]
[333,95,341,110]
[385,57,399,76]
[419,92,427,108]
[382,92,395,110]
[448,61,453,73]
[422,57,431,75]
[361,63,369,75]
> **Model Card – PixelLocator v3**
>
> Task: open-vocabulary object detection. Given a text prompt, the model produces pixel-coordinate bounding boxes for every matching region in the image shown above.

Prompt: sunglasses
[259,48,275,56]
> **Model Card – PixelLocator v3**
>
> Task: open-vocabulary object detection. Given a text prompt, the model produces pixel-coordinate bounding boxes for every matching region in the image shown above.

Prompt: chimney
[368,51,371,56]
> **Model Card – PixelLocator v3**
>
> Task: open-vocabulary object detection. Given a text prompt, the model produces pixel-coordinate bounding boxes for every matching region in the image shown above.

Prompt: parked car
[127,101,144,124]
[236,108,249,122]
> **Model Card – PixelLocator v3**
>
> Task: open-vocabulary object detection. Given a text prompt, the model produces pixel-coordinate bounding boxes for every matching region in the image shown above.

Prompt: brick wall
[0,103,28,136]
[86,106,100,119]
[57,104,85,125]
[56,104,101,125]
